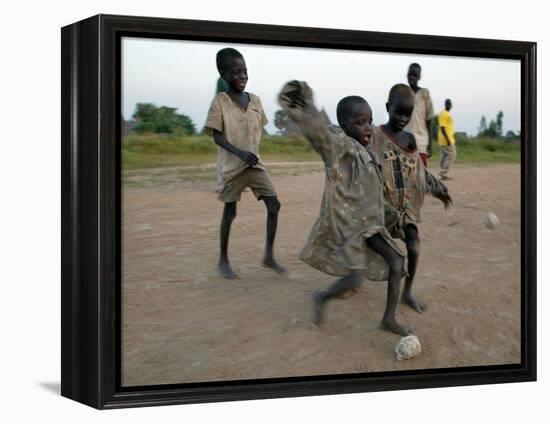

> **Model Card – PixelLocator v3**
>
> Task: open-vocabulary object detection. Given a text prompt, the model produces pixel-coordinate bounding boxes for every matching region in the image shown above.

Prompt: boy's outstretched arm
[278,80,335,163]
[425,171,452,208]
[212,129,258,167]
[415,126,451,208]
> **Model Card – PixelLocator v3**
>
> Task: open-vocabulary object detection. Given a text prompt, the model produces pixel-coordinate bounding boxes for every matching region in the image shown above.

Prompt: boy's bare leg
[312,270,363,325]
[365,234,412,336]
[219,202,238,279]
[401,224,426,312]
[261,196,287,273]
[335,287,359,299]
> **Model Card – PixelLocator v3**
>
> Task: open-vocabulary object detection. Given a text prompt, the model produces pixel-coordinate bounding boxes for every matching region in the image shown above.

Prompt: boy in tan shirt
[205,48,286,279]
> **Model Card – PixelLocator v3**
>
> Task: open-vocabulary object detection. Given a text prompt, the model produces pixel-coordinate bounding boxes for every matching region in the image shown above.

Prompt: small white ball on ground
[395,335,422,360]
[483,211,500,229]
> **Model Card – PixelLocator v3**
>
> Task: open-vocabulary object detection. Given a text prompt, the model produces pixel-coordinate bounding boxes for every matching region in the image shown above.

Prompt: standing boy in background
[438,99,457,180]
[404,63,435,166]
[205,48,286,279]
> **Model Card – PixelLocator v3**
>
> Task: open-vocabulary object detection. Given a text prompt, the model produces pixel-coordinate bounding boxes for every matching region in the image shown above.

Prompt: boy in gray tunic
[278,80,411,336]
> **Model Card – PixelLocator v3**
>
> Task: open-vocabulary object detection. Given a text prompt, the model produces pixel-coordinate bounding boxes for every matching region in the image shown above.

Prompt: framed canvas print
[61,14,536,409]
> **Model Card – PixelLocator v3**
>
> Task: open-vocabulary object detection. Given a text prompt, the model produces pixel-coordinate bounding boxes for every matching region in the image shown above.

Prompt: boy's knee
[389,255,403,275]
[406,237,420,255]
[265,197,281,214]
[405,226,420,253]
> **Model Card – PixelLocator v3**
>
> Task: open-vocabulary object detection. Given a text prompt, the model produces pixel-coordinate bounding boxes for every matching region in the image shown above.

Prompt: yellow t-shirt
[438,109,455,146]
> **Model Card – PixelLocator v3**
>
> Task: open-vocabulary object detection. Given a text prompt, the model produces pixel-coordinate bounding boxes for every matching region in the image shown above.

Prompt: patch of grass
[122,133,319,169]
[122,133,520,170]
[431,136,520,164]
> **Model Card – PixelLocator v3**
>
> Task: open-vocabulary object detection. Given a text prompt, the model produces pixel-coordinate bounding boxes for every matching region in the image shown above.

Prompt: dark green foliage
[454,132,468,140]
[479,116,487,135]
[478,111,505,138]
[132,103,196,135]
[486,119,499,137]
[496,111,504,136]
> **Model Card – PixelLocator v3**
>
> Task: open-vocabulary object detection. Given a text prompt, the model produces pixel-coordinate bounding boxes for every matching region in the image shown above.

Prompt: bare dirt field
[122,163,521,386]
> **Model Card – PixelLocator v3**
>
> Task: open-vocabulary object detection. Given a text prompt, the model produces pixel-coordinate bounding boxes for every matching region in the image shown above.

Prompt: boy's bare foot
[218,262,239,280]
[381,318,413,336]
[262,257,287,274]
[312,290,324,325]
[401,292,426,313]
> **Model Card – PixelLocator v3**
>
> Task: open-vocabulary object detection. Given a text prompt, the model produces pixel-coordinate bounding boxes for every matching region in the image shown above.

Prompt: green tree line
[478,111,518,138]
[129,103,196,135]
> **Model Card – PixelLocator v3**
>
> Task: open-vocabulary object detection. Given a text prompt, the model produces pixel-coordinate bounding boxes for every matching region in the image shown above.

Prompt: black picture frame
[61,14,536,409]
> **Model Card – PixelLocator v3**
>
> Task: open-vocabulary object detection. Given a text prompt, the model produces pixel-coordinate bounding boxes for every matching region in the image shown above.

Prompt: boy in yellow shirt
[438,99,457,180]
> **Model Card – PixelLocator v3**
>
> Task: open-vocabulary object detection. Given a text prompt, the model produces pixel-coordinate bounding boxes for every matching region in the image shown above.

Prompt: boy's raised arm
[278,80,335,163]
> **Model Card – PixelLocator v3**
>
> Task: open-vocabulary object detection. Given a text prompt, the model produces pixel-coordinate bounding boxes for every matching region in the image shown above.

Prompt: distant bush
[132,103,196,135]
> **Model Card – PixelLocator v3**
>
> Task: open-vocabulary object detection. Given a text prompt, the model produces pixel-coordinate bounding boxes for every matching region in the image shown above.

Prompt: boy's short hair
[216,48,244,75]
[388,83,415,104]
[408,63,421,73]
[336,96,367,124]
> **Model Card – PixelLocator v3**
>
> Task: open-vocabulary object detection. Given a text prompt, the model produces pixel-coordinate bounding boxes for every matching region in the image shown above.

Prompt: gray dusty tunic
[373,125,448,239]
[278,88,405,281]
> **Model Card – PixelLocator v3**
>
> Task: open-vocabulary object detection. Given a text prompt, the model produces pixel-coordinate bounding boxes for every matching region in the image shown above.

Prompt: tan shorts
[218,168,277,203]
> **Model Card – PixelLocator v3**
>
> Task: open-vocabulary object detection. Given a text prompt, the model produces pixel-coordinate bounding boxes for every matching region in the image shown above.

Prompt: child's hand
[238,150,259,167]
[278,80,315,121]
[285,89,306,109]
[436,191,452,209]
[384,203,400,229]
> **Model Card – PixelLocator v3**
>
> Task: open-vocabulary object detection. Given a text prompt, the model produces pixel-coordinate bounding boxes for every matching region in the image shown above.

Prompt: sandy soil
[121,163,521,386]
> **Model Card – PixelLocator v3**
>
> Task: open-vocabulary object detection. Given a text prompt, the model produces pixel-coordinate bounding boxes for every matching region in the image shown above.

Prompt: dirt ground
[121,163,521,387]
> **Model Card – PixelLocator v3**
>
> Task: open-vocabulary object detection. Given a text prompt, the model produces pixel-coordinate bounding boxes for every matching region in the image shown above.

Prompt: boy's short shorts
[218,168,277,203]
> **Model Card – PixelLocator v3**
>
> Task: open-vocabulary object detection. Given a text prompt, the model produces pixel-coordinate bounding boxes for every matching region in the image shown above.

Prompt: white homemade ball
[395,335,422,360]
[483,212,500,229]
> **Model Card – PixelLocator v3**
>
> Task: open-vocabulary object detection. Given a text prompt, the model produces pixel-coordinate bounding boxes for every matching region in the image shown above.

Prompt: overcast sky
[122,37,521,136]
